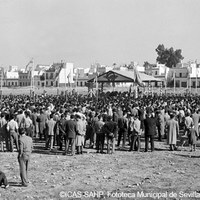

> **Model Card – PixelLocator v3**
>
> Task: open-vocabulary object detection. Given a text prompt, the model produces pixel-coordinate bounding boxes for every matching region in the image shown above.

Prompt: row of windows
[20,76,28,79]
[153,71,188,78]
[38,81,54,86]
[77,81,87,86]
[7,82,18,86]
[19,82,31,86]
[177,81,200,87]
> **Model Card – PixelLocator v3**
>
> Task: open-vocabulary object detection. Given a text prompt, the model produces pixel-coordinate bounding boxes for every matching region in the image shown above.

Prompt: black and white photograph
[0,0,200,199]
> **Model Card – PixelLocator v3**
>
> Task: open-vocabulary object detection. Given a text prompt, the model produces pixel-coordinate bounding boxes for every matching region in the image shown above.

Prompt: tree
[155,44,184,68]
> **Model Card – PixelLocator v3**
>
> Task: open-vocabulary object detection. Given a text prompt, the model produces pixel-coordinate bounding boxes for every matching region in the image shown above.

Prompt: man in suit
[18,127,33,187]
[103,116,118,154]
[94,115,105,153]
[144,108,157,152]
[57,114,66,151]
[45,114,56,150]
[37,109,48,140]
[117,112,128,148]
[156,110,165,141]
[64,114,77,156]
[30,109,38,138]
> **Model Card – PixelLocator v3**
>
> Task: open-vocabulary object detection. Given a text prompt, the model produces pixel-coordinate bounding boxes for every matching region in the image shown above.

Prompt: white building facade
[168,62,200,88]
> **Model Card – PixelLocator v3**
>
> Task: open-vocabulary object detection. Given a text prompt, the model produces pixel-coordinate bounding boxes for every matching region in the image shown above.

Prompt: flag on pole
[54,63,63,84]
[133,66,144,86]
[148,82,151,95]
[164,68,168,81]
[160,82,163,96]
[95,75,98,91]
[26,59,34,72]
[173,70,176,94]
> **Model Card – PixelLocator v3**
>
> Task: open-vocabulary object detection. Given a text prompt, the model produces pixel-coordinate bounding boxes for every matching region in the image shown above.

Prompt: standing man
[103,116,118,154]
[18,128,33,187]
[0,113,9,152]
[166,112,179,151]
[129,115,142,152]
[144,108,157,152]
[30,109,38,138]
[192,108,200,138]
[76,114,86,154]
[37,109,48,140]
[16,109,25,126]
[57,114,66,151]
[157,110,165,141]
[7,114,19,152]
[45,114,56,150]
[94,115,105,153]
[64,114,77,156]
[22,111,33,138]
[117,112,128,148]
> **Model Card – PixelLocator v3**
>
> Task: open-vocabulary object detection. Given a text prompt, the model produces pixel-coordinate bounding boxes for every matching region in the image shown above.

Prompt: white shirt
[7,119,19,132]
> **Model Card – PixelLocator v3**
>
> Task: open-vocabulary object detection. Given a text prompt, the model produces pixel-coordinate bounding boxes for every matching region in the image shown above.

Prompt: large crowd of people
[0,92,200,155]
[0,91,200,187]
[0,91,199,154]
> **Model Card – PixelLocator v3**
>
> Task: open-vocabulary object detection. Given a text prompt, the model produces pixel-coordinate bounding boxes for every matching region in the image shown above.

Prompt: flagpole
[44,69,46,89]
[64,62,67,97]
[187,69,189,91]
[32,58,34,94]
[190,71,191,94]
[69,68,72,93]
[76,70,78,93]
[196,63,198,94]
[174,70,176,94]
[95,73,98,111]
[30,58,33,99]
[57,65,59,95]
[0,69,2,105]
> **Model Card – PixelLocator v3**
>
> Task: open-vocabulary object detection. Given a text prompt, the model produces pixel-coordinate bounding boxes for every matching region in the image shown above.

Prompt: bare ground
[1,138,200,200]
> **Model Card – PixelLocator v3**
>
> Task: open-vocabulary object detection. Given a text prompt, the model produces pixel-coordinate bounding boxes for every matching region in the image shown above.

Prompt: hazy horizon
[0,0,200,69]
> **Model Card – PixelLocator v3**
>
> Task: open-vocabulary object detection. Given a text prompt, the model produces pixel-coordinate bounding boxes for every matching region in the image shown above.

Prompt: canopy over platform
[88,70,162,86]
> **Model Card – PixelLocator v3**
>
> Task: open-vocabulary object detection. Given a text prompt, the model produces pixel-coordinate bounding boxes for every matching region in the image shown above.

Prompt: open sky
[0,0,200,68]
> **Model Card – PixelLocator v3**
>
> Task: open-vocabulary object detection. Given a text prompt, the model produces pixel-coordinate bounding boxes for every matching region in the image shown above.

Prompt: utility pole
[0,68,3,106]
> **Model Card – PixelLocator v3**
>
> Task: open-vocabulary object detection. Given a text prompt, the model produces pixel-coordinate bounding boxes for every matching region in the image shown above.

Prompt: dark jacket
[65,119,77,139]
[144,116,157,136]
[118,117,128,131]
[103,121,118,139]
[58,118,66,136]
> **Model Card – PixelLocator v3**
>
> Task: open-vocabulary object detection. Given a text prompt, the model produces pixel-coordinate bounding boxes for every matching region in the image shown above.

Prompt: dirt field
[1,87,200,200]
[1,138,200,200]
